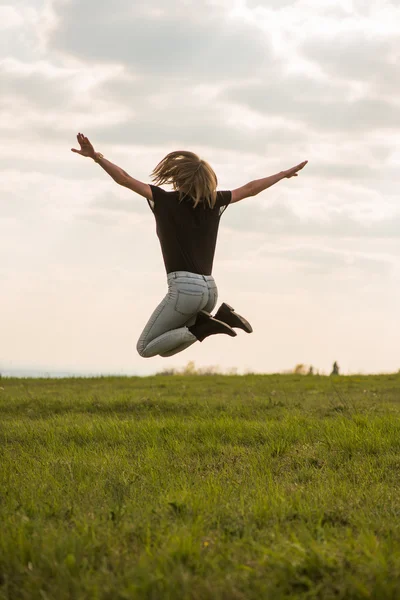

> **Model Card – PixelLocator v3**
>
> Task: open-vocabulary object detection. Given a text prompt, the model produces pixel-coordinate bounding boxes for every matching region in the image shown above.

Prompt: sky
[1,0,399,376]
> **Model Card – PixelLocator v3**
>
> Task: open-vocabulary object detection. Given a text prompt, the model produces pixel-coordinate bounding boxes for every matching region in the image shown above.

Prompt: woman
[72,133,307,358]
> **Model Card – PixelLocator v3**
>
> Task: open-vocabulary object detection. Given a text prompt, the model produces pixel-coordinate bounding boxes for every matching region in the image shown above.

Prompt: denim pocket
[209,287,218,311]
[202,286,218,313]
[175,290,205,316]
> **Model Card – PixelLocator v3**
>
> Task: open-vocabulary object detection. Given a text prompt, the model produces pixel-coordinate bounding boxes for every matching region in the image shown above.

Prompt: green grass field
[1,373,400,599]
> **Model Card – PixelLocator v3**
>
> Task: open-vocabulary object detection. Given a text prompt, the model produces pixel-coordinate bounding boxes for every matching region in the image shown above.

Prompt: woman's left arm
[231,161,308,204]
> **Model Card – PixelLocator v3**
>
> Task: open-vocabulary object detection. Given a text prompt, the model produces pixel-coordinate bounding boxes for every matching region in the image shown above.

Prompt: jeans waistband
[167,271,214,282]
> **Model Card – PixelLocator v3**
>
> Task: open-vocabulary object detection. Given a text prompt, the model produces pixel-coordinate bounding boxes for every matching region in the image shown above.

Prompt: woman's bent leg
[159,340,195,358]
[159,277,219,357]
[142,329,197,358]
[136,296,197,358]
[136,274,209,358]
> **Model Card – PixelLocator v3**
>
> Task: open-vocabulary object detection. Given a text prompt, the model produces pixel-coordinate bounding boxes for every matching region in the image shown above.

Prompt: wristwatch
[93,152,104,163]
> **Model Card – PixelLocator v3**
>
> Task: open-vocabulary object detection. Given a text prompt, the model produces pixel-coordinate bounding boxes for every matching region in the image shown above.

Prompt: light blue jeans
[136,271,218,358]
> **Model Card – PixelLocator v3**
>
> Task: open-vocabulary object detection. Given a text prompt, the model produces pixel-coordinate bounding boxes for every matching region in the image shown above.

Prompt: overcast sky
[1,0,399,376]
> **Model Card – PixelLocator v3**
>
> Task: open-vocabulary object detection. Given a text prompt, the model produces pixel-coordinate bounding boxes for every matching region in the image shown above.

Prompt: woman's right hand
[71,133,96,159]
[284,160,308,178]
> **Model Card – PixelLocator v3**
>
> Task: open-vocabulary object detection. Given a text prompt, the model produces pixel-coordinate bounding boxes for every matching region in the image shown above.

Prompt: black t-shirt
[147,185,232,276]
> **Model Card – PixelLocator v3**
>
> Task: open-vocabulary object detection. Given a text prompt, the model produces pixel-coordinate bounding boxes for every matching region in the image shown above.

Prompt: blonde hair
[151,151,218,208]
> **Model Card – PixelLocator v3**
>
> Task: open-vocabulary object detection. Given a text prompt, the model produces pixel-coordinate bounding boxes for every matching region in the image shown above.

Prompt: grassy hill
[1,374,400,599]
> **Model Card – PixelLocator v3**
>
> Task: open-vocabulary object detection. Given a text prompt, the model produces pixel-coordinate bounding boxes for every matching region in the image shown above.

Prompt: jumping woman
[71,133,307,358]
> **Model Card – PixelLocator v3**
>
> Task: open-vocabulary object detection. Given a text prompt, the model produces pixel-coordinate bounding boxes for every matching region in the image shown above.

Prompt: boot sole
[189,311,237,341]
[211,316,237,337]
[217,303,253,334]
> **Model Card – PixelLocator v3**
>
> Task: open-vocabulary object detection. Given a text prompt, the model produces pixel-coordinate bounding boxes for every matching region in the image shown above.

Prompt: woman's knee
[136,339,151,358]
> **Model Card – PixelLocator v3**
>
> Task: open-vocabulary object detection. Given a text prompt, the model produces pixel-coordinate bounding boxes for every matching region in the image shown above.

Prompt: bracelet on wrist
[93,152,104,163]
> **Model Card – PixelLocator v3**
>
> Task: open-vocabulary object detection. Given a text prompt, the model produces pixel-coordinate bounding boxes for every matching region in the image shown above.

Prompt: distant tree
[294,364,308,375]
[156,362,224,376]
[308,366,314,376]
[331,361,340,376]
[197,365,219,375]
[227,367,238,376]
[156,368,177,376]
[182,361,197,375]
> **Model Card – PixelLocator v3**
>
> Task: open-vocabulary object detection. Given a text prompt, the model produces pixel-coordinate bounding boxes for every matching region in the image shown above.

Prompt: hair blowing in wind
[151,151,218,208]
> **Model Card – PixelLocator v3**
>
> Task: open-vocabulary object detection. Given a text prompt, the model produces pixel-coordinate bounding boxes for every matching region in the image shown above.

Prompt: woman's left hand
[284,160,308,178]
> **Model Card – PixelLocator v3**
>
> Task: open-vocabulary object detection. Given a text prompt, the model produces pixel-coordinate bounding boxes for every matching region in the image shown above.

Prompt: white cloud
[301,30,400,96]
[224,198,400,241]
[46,0,274,79]
[225,78,400,133]
[0,6,24,29]
[262,244,394,277]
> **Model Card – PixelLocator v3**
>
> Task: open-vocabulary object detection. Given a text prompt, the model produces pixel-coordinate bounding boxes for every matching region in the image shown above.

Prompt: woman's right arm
[231,161,308,204]
[71,133,153,200]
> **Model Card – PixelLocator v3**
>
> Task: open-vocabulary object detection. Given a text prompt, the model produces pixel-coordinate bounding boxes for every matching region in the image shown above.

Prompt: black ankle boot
[213,303,253,333]
[188,310,237,342]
